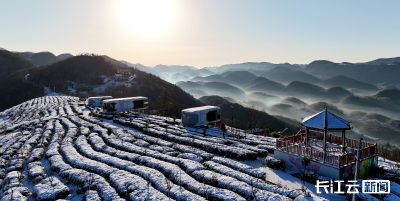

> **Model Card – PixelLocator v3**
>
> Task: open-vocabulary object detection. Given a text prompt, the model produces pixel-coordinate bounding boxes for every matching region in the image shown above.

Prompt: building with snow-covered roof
[114,74,124,81]
[181,106,220,127]
[87,96,113,107]
[275,108,378,180]
[102,96,148,113]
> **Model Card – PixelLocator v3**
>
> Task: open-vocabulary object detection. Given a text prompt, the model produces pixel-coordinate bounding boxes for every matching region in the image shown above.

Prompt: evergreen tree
[157,89,174,116]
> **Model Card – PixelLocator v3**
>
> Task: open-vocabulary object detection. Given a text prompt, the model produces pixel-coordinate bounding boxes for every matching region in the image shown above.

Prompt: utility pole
[352,134,364,201]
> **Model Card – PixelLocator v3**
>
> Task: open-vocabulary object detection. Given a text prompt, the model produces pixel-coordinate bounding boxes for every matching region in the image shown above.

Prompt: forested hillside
[0,54,203,115]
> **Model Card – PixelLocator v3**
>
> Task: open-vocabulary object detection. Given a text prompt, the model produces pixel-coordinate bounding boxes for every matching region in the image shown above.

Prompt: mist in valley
[167,61,400,148]
[86,59,400,147]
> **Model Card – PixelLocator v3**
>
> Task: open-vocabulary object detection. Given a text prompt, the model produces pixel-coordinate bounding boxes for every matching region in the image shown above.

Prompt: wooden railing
[276,130,378,168]
[277,141,339,167]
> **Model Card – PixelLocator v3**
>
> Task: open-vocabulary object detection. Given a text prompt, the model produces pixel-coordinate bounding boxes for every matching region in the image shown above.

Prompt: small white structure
[181,106,221,127]
[87,96,113,107]
[114,74,123,81]
[103,96,148,113]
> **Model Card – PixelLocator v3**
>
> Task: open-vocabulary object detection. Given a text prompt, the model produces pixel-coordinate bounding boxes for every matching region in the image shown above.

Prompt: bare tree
[218,122,227,139]
[174,170,182,189]
[245,105,266,134]
[164,177,174,200]
[200,173,210,200]
[250,178,259,201]
[85,173,95,192]
[5,179,15,200]
[43,169,56,197]
[210,173,218,186]
[296,157,312,196]
[146,173,151,201]
[123,182,131,198]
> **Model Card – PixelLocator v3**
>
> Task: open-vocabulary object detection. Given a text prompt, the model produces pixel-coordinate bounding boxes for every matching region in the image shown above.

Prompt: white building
[87,96,113,107]
[102,96,148,113]
[181,106,221,127]
[114,74,123,81]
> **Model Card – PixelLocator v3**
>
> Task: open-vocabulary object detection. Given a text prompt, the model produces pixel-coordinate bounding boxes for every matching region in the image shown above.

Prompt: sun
[119,0,175,34]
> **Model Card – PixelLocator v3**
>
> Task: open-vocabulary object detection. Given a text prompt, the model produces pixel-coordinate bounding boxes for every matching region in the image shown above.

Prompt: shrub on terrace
[265,156,285,171]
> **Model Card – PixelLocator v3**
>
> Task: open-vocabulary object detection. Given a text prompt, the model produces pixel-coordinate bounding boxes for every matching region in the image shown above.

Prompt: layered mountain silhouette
[340,88,400,112]
[364,57,400,65]
[248,91,280,100]
[153,64,196,74]
[119,61,163,77]
[16,51,73,66]
[0,54,203,113]
[280,97,308,108]
[2,49,400,144]
[199,95,297,133]
[182,68,214,77]
[177,80,246,99]
[306,60,400,85]
[263,67,321,84]
[0,49,35,79]
[245,78,286,93]
[192,74,224,82]
[315,87,353,102]
[284,81,325,97]
[320,75,378,91]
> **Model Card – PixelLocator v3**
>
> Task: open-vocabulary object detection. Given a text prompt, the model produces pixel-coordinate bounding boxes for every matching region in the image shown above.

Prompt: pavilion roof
[301,108,351,130]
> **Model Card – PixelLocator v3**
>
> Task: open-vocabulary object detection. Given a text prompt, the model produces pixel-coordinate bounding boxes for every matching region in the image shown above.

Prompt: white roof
[182,106,220,113]
[87,96,113,100]
[103,96,148,103]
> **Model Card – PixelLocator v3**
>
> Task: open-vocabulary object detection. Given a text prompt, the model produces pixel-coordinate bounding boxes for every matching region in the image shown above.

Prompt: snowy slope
[0,96,397,200]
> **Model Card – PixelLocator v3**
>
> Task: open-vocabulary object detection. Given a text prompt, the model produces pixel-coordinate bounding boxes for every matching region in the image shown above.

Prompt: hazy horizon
[1,0,400,68]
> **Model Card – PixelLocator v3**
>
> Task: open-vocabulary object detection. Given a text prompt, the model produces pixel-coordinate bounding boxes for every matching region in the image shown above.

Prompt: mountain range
[1,47,400,145]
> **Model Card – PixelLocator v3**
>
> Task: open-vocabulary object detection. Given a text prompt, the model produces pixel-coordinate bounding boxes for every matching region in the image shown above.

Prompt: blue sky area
[0,0,399,68]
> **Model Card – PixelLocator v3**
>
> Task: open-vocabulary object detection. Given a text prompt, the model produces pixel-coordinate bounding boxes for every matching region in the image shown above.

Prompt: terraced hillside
[0,96,299,200]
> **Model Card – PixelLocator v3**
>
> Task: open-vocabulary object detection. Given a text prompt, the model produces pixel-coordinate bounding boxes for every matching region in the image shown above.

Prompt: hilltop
[320,75,378,91]
[16,51,73,66]
[306,60,400,85]
[0,49,35,79]
[0,54,203,115]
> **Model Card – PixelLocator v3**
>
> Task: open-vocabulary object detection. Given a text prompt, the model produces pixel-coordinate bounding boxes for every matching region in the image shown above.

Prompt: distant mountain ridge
[339,88,400,112]
[320,75,378,91]
[176,80,247,100]
[153,64,197,74]
[263,66,321,84]
[245,78,286,93]
[16,51,73,66]
[0,55,203,114]
[0,49,35,79]
[364,57,400,65]
[306,60,400,86]
[119,60,163,77]
[199,95,298,133]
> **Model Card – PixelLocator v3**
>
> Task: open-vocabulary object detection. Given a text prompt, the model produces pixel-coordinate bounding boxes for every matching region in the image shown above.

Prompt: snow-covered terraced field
[0,96,397,200]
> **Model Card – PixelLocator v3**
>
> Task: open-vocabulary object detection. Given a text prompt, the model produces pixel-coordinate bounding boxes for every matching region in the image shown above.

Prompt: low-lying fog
[177,78,400,148]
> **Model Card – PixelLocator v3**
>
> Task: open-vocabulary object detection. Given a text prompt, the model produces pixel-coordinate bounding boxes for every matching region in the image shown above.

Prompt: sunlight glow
[119,0,175,34]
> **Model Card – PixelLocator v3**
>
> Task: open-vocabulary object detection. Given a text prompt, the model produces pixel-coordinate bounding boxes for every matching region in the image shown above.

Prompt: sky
[0,0,399,68]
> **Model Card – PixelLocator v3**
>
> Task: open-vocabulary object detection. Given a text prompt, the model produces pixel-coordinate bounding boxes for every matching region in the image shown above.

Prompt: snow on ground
[378,157,400,175]
[43,86,69,96]
[92,79,131,93]
[1,96,399,201]
[241,158,343,201]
